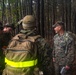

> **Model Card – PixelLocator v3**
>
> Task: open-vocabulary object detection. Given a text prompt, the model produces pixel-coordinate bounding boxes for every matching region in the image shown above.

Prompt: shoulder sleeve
[37,38,54,75]
[65,32,75,66]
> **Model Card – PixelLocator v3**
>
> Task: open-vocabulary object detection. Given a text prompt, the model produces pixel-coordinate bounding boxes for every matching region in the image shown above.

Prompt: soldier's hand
[65,65,70,70]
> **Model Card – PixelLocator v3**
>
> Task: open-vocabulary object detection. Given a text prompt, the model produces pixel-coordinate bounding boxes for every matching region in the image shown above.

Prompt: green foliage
[8,0,16,3]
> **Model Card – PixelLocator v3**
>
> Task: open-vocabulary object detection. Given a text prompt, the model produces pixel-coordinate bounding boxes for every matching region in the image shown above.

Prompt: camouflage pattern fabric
[67,32,76,75]
[37,37,55,75]
[3,29,55,75]
[53,31,75,75]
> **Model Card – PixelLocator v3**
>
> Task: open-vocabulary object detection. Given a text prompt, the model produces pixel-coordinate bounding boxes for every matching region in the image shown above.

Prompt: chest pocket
[54,37,66,48]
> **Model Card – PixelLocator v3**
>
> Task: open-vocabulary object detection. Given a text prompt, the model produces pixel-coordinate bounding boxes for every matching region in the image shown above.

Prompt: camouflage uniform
[53,31,75,75]
[3,15,55,75]
[2,23,14,49]
[37,34,55,75]
[68,32,76,75]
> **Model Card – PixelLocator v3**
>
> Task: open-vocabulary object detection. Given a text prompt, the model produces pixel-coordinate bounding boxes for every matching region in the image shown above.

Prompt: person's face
[3,27,12,33]
[54,25,62,33]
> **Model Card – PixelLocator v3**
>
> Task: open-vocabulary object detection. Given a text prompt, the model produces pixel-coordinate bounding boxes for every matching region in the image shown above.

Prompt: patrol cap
[22,15,36,29]
[52,21,64,28]
[4,23,15,30]
[4,23,11,27]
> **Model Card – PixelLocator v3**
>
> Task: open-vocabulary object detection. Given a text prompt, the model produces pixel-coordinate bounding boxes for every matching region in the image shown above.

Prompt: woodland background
[0,0,76,41]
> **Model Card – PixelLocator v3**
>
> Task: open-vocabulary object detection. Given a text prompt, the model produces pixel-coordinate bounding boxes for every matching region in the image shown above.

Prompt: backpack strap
[27,35,41,42]
[13,33,27,40]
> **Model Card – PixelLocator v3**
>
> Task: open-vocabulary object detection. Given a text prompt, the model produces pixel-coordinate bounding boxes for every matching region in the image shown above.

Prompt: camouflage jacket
[3,29,54,75]
[53,31,75,66]
[20,29,55,75]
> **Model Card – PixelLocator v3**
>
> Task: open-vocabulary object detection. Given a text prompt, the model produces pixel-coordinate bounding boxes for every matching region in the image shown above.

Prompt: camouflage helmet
[22,15,36,29]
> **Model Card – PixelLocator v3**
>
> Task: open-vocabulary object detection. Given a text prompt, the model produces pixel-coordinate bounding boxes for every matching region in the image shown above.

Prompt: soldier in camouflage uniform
[3,23,15,47]
[52,21,75,75]
[3,15,54,75]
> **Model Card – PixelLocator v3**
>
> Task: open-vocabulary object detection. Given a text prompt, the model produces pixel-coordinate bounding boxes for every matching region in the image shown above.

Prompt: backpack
[5,33,41,68]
